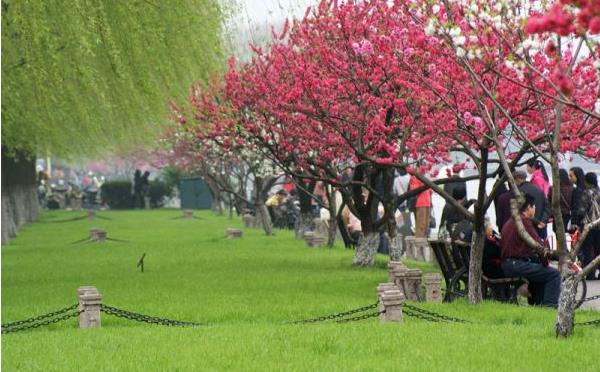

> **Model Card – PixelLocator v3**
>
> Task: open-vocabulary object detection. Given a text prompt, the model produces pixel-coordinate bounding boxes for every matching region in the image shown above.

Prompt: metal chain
[289,302,379,324]
[100,304,201,327]
[403,303,470,323]
[1,304,79,329]
[582,294,600,303]
[403,309,443,322]
[336,310,383,323]
[1,310,82,334]
[575,318,600,327]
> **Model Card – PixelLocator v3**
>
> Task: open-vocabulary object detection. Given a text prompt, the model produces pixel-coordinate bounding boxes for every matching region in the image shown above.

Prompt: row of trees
[159,0,600,336]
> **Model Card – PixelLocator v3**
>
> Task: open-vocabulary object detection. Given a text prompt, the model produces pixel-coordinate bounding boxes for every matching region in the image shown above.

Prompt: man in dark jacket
[516,171,550,240]
[501,194,560,308]
[496,171,549,239]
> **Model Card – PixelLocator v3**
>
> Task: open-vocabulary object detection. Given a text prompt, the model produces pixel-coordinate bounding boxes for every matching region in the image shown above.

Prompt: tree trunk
[388,234,403,261]
[467,217,486,304]
[325,187,337,247]
[352,232,379,266]
[255,203,273,236]
[2,151,39,244]
[327,210,337,247]
[228,194,234,219]
[555,274,578,337]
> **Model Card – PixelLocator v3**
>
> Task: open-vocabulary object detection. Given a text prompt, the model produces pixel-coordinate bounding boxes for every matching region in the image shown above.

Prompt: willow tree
[1,0,227,243]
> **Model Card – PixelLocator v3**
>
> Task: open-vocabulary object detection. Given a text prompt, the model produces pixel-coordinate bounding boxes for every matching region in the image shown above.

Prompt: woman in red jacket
[409,174,432,238]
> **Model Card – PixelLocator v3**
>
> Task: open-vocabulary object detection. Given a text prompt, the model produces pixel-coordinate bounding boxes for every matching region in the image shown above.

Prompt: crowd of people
[36,167,106,209]
[427,161,600,308]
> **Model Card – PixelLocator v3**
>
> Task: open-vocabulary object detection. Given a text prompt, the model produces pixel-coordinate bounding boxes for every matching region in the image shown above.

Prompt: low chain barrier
[336,311,384,323]
[100,304,201,327]
[575,318,600,327]
[403,303,470,324]
[289,302,379,324]
[2,304,81,334]
[581,294,600,303]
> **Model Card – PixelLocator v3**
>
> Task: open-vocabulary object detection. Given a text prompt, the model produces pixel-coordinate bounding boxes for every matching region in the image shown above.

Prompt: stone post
[226,228,242,238]
[306,235,325,248]
[312,218,328,236]
[415,238,432,262]
[90,228,106,242]
[393,264,409,297]
[183,209,194,219]
[423,273,443,303]
[71,197,82,211]
[78,286,102,328]
[243,214,255,228]
[405,269,423,301]
[144,196,151,210]
[381,289,404,322]
[377,282,400,319]
[87,209,96,221]
[387,261,406,283]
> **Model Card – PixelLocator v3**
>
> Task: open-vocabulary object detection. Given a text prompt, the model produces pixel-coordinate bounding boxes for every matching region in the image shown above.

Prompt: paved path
[580,279,600,311]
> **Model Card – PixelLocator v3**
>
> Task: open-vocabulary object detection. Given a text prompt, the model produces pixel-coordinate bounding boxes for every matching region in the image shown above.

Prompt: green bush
[148,180,171,207]
[100,180,134,209]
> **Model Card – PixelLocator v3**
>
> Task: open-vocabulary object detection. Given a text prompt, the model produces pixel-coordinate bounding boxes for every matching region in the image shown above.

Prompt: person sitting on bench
[500,194,560,308]
[451,215,504,279]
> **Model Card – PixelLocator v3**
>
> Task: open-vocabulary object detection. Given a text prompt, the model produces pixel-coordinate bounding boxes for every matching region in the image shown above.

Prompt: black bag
[407,196,417,212]
[429,209,437,229]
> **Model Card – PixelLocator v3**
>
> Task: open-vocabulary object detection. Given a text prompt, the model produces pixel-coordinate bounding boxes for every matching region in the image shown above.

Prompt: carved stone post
[377,282,400,319]
[405,269,423,301]
[87,209,96,221]
[423,273,443,303]
[381,289,404,322]
[183,209,194,219]
[393,264,409,297]
[387,261,401,282]
[144,196,151,209]
[415,238,432,262]
[78,286,102,328]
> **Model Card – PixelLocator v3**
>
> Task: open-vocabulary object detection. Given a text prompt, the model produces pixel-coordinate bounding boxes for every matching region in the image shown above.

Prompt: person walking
[409,173,432,238]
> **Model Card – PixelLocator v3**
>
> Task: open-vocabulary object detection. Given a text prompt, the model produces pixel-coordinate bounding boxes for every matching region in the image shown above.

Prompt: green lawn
[2,209,599,371]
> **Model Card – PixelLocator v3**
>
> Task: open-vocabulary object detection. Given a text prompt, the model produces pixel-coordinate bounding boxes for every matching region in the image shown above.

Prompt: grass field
[2,209,599,371]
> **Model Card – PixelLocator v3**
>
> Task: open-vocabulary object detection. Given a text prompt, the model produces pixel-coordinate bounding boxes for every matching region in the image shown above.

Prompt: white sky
[239,0,315,23]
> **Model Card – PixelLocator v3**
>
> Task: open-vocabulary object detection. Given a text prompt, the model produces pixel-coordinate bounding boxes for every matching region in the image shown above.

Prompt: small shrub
[100,180,134,209]
[148,180,171,208]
